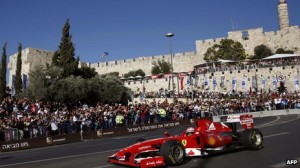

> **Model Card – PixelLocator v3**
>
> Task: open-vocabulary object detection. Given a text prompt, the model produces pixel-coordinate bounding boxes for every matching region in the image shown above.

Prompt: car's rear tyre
[241,128,263,150]
[160,140,186,166]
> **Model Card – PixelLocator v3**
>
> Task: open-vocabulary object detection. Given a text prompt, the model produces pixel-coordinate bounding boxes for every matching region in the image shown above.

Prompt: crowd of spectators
[1,88,300,141]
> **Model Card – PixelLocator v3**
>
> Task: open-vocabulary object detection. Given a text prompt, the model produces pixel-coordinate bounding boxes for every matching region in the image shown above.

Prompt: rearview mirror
[164,131,170,137]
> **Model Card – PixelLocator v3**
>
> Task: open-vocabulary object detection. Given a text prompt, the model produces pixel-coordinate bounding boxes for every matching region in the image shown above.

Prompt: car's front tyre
[160,140,186,166]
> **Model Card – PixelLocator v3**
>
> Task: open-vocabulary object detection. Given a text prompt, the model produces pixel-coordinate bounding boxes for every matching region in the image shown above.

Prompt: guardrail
[0,120,191,152]
[1,109,299,153]
[212,109,300,122]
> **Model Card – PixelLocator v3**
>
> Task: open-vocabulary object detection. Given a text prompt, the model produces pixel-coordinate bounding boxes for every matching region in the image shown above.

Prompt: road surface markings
[93,165,114,168]
[264,132,290,138]
[0,149,120,168]
[112,134,147,139]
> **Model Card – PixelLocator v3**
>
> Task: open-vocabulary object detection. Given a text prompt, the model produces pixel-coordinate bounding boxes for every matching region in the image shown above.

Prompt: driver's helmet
[186,127,195,136]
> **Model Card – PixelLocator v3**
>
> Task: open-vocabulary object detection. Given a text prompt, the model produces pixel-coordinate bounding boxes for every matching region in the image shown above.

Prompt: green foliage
[251,44,272,59]
[151,59,172,75]
[25,65,131,104]
[0,42,7,101]
[204,39,246,62]
[275,48,294,54]
[101,72,119,78]
[48,75,89,103]
[99,75,131,104]
[25,64,48,100]
[15,43,23,95]
[52,19,78,77]
[204,47,218,62]
[76,64,98,79]
[123,69,145,78]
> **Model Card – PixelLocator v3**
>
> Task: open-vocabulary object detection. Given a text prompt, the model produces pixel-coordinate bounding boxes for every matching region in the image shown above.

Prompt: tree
[123,69,146,78]
[275,48,294,54]
[0,42,7,101]
[25,64,48,100]
[52,18,78,77]
[76,64,98,79]
[48,75,89,104]
[204,39,246,62]
[99,75,131,104]
[250,44,272,60]
[204,47,218,62]
[15,43,23,95]
[151,59,172,75]
[101,72,119,78]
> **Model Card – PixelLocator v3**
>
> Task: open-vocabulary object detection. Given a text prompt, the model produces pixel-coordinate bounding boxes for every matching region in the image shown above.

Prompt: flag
[194,75,199,87]
[140,92,145,102]
[11,75,16,96]
[294,76,299,90]
[261,77,266,89]
[204,77,209,90]
[232,77,237,90]
[186,76,190,90]
[242,77,246,91]
[23,74,28,90]
[186,77,190,86]
[168,76,171,90]
[213,77,217,90]
[221,76,225,88]
[180,76,184,90]
[272,76,277,89]
[102,52,108,58]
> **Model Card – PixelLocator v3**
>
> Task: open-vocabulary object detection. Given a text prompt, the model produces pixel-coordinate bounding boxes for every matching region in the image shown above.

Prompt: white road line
[112,134,147,139]
[255,116,281,128]
[0,149,120,168]
[264,132,290,138]
[259,114,300,127]
[77,142,114,148]
[93,165,114,168]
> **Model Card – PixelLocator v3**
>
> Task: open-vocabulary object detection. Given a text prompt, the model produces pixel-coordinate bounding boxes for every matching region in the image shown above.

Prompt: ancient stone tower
[277,0,290,30]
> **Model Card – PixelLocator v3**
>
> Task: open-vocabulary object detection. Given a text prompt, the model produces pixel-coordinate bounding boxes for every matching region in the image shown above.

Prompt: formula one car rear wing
[211,114,254,135]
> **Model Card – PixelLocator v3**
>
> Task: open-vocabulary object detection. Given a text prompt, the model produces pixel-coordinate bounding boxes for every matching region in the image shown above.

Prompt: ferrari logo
[181,139,187,146]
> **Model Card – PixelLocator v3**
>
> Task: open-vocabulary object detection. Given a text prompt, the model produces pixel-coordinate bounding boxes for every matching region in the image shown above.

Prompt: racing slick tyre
[160,140,186,166]
[241,128,263,150]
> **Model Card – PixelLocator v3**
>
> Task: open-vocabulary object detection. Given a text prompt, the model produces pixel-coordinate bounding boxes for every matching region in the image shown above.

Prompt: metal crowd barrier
[1,128,18,141]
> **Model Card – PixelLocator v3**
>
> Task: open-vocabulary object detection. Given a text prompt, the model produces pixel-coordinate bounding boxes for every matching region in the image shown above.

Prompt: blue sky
[0,0,300,63]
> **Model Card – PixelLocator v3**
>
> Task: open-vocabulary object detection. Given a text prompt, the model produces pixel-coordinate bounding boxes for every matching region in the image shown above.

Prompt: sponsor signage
[126,121,181,133]
[2,142,29,150]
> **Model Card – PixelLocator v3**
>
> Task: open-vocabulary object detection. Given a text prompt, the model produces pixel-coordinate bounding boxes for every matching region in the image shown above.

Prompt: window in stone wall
[242,31,249,40]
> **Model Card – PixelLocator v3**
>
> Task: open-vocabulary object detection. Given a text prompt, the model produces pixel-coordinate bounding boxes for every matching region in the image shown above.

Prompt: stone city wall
[124,64,299,93]
[7,26,300,91]
[196,26,300,57]
[89,51,199,76]
[7,48,53,87]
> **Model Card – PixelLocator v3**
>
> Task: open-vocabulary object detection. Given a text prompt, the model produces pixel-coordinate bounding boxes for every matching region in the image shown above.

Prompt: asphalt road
[0,114,299,168]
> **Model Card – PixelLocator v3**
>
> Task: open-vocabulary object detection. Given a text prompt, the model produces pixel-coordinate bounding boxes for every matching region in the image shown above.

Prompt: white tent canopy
[262,54,300,60]
[218,59,235,63]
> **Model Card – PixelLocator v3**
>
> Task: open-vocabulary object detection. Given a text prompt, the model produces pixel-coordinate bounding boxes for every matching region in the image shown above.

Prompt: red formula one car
[108,114,263,168]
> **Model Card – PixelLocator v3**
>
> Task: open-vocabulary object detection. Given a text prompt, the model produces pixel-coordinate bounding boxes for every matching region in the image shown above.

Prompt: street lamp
[166,33,175,103]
